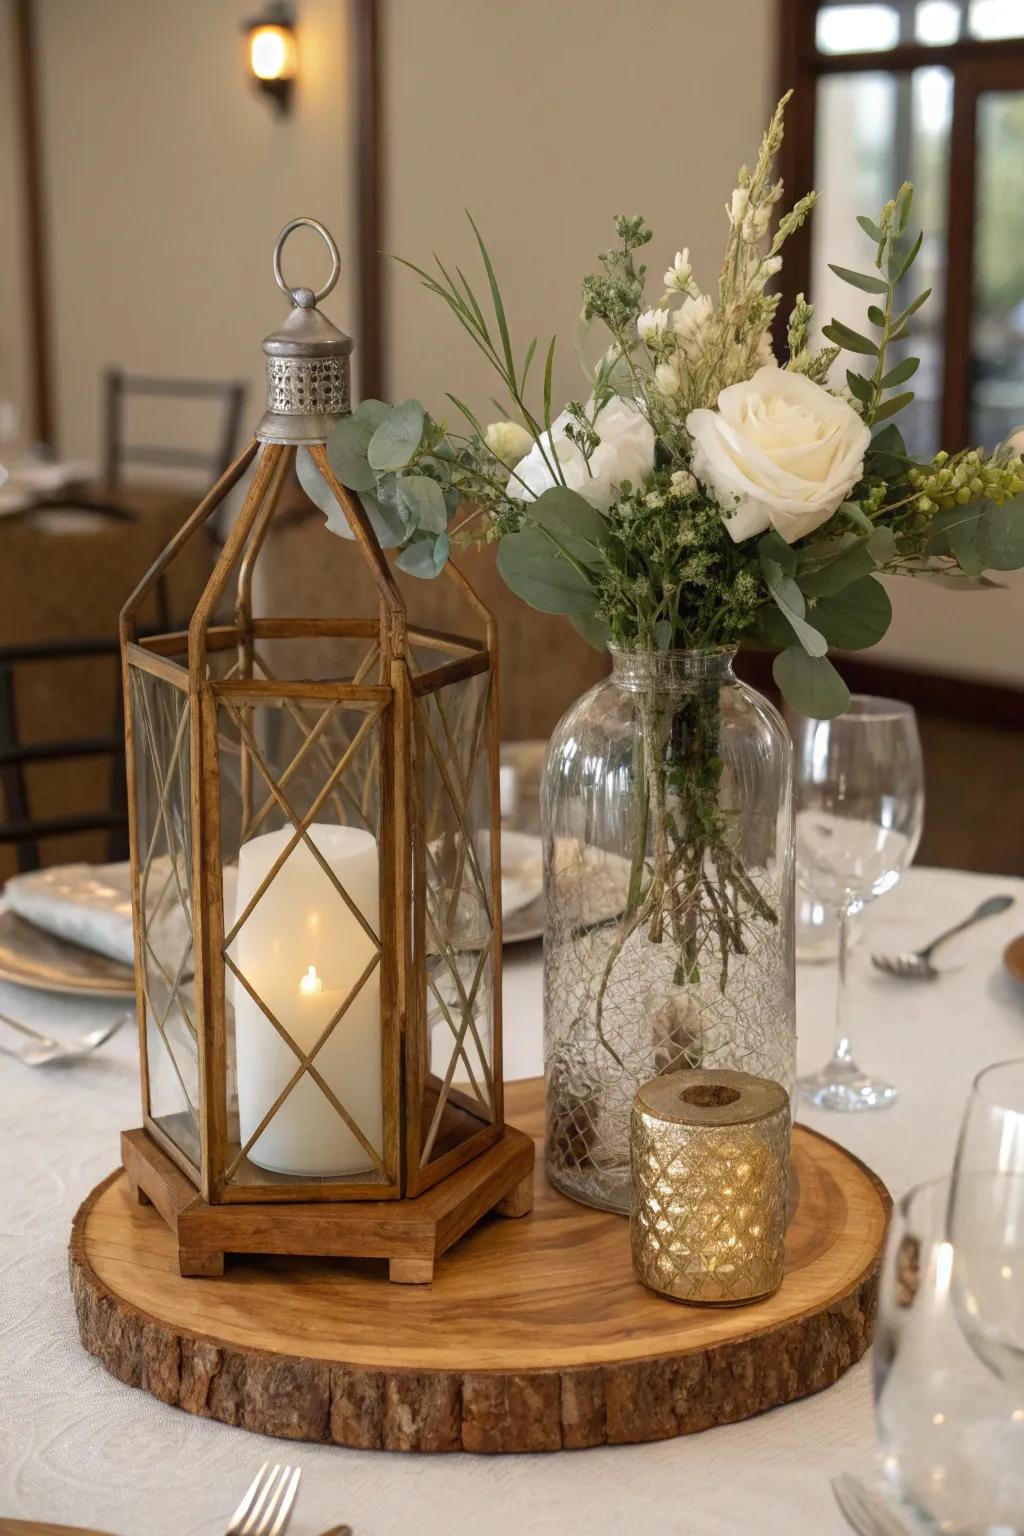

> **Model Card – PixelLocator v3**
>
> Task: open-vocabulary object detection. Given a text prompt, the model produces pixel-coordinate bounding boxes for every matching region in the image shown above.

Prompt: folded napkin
[5,862,136,964]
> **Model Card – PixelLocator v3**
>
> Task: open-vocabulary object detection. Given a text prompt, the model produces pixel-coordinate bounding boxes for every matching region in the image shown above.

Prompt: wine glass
[791,696,924,1111]
[874,1176,1024,1534]
[948,1060,1024,1390]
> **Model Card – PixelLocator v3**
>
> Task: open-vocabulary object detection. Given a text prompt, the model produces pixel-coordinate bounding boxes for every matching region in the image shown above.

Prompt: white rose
[686,364,872,545]
[507,395,655,513]
[484,419,533,467]
[995,426,1024,464]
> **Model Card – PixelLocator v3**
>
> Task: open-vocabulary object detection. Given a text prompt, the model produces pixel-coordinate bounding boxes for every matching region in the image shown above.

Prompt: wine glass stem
[833,905,854,1066]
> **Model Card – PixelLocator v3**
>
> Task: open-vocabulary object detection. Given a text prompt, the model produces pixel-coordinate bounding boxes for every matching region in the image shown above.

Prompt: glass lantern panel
[217,689,390,1190]
[129,666,199,1170]
[414,668,497,1168]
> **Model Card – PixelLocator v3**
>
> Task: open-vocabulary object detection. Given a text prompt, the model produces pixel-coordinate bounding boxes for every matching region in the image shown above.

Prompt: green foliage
[772,648,851,719]
[496,526,596,614]
[824,183,929,431]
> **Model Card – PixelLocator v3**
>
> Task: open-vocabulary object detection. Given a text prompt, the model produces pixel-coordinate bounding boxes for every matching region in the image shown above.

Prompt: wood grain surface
[70,1077,890,1453]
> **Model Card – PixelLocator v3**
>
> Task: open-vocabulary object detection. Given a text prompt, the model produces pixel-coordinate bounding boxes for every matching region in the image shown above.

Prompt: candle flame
[299,965,322,996]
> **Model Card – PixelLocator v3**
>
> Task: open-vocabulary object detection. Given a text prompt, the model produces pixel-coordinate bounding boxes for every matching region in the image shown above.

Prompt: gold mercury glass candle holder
[630,1069,790,1305]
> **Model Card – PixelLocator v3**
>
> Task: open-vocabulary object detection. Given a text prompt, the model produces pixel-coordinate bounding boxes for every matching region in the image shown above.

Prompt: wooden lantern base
[121,1125,535,1284]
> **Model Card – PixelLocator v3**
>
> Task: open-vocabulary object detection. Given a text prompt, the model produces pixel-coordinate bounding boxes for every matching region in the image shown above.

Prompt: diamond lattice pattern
[130,667,199,1165]
[414,671,496,1167]
[220,693,388,1184]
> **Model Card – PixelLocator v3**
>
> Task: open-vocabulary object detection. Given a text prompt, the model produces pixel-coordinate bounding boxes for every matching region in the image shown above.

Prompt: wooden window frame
[776,0,1024,448]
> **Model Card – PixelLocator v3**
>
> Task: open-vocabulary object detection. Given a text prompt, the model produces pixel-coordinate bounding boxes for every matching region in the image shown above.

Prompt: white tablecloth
[2,866,1022,1536]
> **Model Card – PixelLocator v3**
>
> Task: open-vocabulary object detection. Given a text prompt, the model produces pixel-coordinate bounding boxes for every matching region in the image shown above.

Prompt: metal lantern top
[256,217,353,445]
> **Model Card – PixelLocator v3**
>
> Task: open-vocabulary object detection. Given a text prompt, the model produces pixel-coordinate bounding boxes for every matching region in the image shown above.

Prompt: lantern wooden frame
[118,438,533,1281]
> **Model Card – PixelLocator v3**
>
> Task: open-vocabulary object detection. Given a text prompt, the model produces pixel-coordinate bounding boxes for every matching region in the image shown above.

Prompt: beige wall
[0,0,32,442]
[383,0,776,417]
[31,0,356,464]
[1,0,1020,685]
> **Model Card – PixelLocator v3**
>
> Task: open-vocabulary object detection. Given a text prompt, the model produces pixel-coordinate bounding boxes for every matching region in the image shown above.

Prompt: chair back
[0,635,128,874]
[102,368,247,487]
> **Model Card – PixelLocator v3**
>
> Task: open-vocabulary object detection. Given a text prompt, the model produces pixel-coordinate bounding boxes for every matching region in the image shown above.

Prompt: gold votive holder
[630,1069,790,1306]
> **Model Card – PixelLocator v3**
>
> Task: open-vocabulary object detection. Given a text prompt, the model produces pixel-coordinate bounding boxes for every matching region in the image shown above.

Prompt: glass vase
[542,645,796,1213]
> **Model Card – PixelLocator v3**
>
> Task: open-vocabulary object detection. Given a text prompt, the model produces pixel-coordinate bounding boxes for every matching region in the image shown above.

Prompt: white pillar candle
[233,823,383,1177]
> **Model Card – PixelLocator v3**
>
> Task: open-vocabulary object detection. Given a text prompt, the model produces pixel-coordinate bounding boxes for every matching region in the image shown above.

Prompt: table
[2,866,1021,1536]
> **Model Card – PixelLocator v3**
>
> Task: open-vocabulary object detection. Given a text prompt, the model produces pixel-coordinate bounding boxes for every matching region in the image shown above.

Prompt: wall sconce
[244,2,297,115]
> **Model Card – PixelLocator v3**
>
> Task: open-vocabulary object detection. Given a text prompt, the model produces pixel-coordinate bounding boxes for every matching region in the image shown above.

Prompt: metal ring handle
[272,217,341,307]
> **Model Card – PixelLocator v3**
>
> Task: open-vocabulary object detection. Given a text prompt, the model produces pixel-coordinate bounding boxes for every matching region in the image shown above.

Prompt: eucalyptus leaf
[846,370,873,406]
[295,446,337,515]
[828,264,888,295]
[367,400,426,473]
[395,530,450,578]
[570,611,612,651]
[873,390,915,424]
[857,214,884,242]
[810,575,892,650]
[319,488,405,550]
[837,501,874,535]
[496,526,595,614]
[926,503,985,575]
[868,526,897,566]
[762,557,828,657]
[354,398,392,433]
[527,485,608,569]
[822,320,879,357]
[396,474,448,535]
[977,494,1024,571]
[894,229,923,283]
[773,648,851,719]
[758,529,798,577]
[746,602,798,652]
[799,541,876,597]
[325,416,377,493]
[880,356,920,388]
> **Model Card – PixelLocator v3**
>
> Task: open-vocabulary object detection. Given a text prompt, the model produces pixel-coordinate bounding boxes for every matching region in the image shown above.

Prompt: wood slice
[70,1078,890,1453]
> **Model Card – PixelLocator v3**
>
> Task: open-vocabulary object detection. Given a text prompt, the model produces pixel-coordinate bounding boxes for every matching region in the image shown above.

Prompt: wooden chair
[0,635,128,874]
[102,368,248,488]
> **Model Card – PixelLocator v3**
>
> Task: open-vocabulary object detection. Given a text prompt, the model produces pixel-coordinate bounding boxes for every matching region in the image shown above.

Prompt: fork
[871,894,1014,980]
[0,1008,128,1066]
[226,1463,302,1536]
[832,1473,913,1536]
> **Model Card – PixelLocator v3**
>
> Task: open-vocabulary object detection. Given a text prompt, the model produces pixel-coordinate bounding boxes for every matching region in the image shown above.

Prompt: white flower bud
[484,420,534,468]
[729,187,749,226]
[762,255,783,279]
[663,248,692,291]
[670,469,697,496]
[672,294,714,360]
[637,307,670,345]
[655,361,681,398]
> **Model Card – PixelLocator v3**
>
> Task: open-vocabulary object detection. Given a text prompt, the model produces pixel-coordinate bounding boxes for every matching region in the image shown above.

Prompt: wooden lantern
[118,219,533,1282]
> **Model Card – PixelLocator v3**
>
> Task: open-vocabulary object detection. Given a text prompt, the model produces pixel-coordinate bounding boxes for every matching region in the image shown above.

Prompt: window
[779,0,1024,454]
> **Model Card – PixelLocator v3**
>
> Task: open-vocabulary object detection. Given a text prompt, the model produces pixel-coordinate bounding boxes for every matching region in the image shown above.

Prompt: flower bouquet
[301,93,1024,1208]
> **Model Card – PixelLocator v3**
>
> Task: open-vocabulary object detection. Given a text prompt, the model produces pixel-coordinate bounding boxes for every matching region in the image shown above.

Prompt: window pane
[969,92,1024,447]
[915,1,962,43]
[811,68,952,457]
[968,0,1024,41]
[817,4,901,54]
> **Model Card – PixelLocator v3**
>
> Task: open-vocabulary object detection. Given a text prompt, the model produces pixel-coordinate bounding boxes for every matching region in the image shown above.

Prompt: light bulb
[249,24,296,83]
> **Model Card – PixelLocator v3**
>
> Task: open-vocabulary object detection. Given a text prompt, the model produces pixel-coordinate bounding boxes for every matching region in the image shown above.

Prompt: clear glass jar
[542,646,796,1213]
